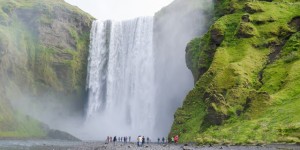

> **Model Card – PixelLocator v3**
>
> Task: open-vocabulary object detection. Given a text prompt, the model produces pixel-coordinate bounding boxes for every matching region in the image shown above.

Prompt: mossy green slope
[170,0,300,144]
[0,0,93,138]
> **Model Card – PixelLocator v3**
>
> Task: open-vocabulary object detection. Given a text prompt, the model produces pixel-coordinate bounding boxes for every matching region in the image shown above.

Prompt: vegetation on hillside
[0,0,93,138]
[170,0,300,145]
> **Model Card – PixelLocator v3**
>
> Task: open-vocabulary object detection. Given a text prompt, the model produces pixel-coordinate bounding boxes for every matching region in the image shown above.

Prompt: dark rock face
[47,129,81,141]
[201,91,229,128]
[28,6,90,50]
[289,16,300,31]
[242,14,251,22]
[204,106,228,126]
[211,28,224,46]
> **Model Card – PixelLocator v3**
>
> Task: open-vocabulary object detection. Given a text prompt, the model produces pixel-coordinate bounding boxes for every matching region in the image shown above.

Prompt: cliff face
[153,0,213,135]
[171,0,300,144]
[0,0,93,138]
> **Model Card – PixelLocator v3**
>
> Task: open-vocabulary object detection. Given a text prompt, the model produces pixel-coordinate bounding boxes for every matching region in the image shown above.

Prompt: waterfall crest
[86,17,156,137]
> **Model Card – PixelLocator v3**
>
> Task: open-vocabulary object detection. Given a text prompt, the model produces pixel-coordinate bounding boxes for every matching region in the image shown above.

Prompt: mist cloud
[8,0,214,141]
[64,0,174,20]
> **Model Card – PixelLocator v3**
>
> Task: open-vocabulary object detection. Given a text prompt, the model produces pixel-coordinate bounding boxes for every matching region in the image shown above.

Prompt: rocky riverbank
[0,140,299,150]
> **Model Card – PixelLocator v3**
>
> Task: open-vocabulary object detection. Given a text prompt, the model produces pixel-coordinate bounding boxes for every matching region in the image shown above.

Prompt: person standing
[139,136,143,147]
[174,135,179,143]
[171,137,174,143]
[113,136,117,146]
[162,137,165,144]
[146,137,150,144]
[106,136,109,144]
[157,138,160,144]
[142,136,145,146]
[129,136,131,142]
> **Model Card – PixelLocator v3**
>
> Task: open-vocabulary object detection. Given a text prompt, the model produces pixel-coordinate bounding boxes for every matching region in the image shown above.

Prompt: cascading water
[86,17,156,137]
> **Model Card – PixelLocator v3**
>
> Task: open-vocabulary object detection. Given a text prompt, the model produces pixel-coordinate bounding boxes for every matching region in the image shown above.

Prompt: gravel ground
[0,141,299,150]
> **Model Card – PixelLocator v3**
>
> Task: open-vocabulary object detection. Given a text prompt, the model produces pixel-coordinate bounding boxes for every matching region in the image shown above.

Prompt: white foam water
[86,17,156,137]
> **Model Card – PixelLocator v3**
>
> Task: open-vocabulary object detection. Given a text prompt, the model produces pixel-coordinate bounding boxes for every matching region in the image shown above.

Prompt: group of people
[157,137,166,144]
[106,136,131,145]
[157,135,179,144]
[136,136,151,147]
[105,135,179,147]
[171,135,179,143]
[106,135,179,146]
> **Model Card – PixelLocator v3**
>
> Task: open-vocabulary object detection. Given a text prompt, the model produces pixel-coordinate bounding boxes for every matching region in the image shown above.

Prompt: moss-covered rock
[236,22,258,38]
[0,0,93,139]
[244,2,264,14]
[185,22,224,81]
[171,0,300,145]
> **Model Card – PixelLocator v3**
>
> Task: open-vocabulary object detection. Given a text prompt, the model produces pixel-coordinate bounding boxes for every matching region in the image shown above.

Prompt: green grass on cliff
[171,0,300,145]
[0,97,46,138]
[0,0,93,19]
[0,0,92,91]
[0,113,47,138]
[0,0,92,138]
[0,5,49,138]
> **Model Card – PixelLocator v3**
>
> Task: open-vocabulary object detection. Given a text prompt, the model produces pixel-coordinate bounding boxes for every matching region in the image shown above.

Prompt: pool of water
[0,140,93,150]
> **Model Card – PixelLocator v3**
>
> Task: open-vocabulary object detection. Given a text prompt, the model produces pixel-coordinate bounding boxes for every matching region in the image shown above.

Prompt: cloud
[64,0,173,20]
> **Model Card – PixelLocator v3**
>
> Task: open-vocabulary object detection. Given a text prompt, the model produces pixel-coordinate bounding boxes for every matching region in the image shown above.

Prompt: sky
[64,0,174,20]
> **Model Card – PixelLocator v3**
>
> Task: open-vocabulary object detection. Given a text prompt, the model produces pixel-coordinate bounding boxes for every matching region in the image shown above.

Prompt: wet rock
[182,146,193,150]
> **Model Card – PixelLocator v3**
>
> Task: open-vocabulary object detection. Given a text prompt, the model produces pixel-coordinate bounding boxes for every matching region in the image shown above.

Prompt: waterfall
[86,17,156,137]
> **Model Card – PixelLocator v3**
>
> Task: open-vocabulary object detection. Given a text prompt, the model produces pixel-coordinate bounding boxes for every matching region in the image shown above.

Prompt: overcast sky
[64,0,174,20]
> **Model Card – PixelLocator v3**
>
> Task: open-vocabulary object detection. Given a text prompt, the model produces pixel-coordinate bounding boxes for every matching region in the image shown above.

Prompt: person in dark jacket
[113,136,117,145]
[142,136,145,146]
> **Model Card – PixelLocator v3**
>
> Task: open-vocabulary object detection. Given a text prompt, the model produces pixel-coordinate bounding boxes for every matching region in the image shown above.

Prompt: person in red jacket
[174,135,179,143]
